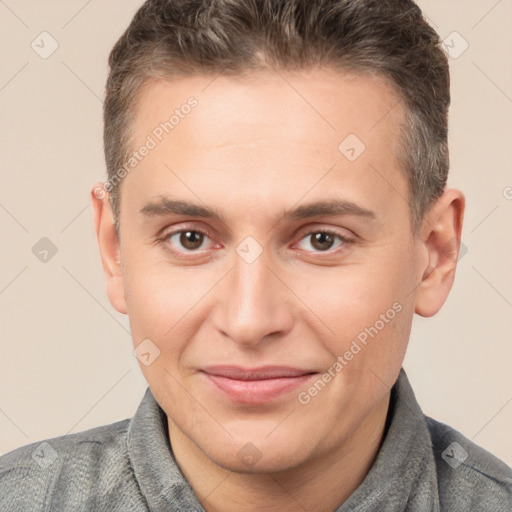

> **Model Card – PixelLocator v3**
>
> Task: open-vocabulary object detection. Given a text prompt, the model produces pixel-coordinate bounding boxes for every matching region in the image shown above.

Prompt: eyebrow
[283,199,376,221]
[140,197,376,223]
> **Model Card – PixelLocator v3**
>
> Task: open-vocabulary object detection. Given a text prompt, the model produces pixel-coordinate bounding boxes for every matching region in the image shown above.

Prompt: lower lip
[202,373,315,404]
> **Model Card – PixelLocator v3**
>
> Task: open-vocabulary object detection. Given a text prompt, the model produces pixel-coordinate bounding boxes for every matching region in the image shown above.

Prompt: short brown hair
[104,0,450,233]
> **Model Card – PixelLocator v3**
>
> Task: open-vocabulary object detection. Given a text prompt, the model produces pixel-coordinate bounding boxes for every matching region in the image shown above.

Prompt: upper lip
[201,365,315,381]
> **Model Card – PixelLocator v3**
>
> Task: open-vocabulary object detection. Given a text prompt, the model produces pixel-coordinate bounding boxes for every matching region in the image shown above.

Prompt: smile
[200,366,316,404]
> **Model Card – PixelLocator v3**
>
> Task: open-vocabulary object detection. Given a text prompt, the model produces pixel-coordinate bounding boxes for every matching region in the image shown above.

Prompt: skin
[91,67,464,511]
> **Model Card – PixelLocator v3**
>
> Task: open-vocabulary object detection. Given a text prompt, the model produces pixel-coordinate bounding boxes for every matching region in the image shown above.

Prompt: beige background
[1,1,511,466]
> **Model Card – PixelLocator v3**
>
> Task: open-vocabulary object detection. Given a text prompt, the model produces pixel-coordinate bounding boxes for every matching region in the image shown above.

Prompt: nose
[211,247,294,347]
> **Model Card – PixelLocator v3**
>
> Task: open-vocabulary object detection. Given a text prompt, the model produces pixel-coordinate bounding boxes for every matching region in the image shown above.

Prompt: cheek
[295,250,414,359]
[123,262,208,345]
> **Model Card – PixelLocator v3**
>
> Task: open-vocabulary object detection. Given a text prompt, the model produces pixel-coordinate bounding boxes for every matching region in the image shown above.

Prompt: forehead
[132,67,403,146]
[122,68,408,225]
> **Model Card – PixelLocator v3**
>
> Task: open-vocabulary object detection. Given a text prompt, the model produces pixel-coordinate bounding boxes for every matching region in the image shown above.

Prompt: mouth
[200,365,317,404]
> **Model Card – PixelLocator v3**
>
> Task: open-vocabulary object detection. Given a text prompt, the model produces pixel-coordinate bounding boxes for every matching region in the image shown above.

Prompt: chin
[217,452,307,475]
[202,435,312,475]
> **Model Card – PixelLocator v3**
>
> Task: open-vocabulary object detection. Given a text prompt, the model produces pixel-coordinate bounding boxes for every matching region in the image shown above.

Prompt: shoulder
[0,417,130,472]
[425,415,512,511]
[0,418,146,511]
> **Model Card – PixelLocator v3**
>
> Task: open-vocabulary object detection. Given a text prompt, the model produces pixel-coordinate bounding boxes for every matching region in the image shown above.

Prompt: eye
[164,228,215,253]
[295,230,350,252]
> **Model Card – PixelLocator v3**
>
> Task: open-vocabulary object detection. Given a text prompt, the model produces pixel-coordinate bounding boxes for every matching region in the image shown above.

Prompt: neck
[169,392,391,512]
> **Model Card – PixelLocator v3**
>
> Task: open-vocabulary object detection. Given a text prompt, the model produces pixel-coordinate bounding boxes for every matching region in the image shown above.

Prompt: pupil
[312,232,334,251]
[181,231,203,250]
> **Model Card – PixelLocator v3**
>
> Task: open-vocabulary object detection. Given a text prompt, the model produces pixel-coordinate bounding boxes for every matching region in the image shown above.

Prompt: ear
[414,188,465,317]
[90,183,127,314]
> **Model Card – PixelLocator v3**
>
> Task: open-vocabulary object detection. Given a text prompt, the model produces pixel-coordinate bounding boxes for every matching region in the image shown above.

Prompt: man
[1,0,511,510]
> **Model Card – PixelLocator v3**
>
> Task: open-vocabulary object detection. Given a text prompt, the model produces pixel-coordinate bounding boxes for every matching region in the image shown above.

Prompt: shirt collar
[127,386,203,511]
[335,367,439,511]
[127,367,439,511]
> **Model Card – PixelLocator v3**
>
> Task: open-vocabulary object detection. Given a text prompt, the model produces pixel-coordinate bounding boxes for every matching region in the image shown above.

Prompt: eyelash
[158,226,353,258]
[295,229,352,253]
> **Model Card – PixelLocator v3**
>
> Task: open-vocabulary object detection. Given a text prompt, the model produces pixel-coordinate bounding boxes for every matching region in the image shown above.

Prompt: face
[102,68,430,473]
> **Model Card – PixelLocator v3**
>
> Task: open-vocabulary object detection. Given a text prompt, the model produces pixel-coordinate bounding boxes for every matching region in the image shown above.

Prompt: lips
[200,365,316,404]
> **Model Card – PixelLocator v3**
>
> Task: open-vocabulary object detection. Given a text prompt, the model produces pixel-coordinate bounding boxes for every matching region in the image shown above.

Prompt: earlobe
[414,189,465,317]
[90,183,128,315]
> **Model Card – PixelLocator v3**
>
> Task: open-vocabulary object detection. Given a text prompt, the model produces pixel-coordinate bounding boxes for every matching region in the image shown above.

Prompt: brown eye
[310,232,336,251]
[296,230,348,253]
[178,230,205,250]
[165,229,212,252]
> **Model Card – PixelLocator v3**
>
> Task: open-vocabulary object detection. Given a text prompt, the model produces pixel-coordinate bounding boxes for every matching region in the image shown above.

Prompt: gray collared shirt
[1,368,511,511]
